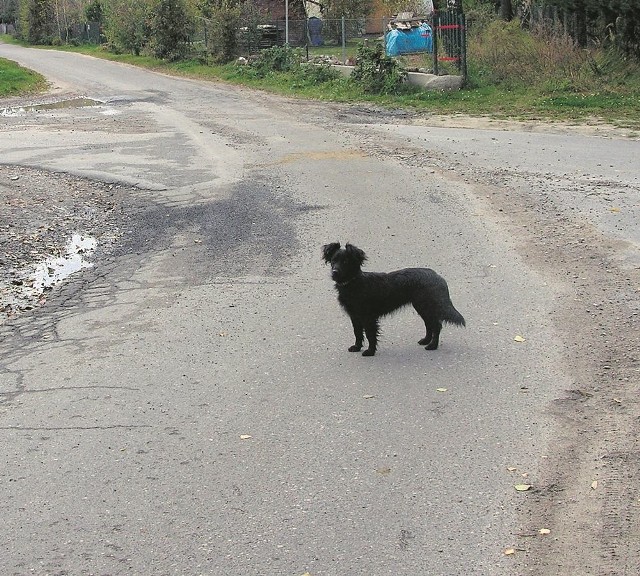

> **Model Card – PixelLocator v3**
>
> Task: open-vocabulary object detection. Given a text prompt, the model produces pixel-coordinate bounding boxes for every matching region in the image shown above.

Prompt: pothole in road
[1,234,97,320]
[0,98,102,116]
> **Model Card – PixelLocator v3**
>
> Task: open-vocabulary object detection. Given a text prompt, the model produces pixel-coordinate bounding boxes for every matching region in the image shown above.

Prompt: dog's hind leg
[423,320,442,350]
[362,319,379,357]
[348,318,364,352]
[414,304,442,350]
[418,330,433,346]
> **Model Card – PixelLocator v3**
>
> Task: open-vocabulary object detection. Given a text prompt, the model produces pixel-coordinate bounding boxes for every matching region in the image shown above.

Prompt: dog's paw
[348,345,362,352]
[418,337,430,345]
[424,342,439,351]
[362,349,376,357]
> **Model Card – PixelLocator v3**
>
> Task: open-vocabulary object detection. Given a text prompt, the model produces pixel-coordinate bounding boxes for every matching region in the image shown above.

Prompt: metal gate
[432,11,467,79]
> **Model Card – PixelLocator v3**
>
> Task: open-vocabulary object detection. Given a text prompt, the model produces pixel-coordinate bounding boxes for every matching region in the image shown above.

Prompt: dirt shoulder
[476,168,640,575]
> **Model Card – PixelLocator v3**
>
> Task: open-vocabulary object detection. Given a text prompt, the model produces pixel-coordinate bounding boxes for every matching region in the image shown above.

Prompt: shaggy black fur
[322,242,466,356]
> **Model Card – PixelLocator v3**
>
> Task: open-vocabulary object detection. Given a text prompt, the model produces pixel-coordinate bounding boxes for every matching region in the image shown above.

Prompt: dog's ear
[345,243,367,266]
[322,242,341,263]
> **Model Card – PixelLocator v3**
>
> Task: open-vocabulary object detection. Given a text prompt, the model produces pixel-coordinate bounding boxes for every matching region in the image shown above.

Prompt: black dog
[322,242,465,356]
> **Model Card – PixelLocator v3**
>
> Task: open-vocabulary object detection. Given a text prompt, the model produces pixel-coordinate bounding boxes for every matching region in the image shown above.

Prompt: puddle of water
[1,234,98,320]
[31,234,97,292]
[1,98,102,117]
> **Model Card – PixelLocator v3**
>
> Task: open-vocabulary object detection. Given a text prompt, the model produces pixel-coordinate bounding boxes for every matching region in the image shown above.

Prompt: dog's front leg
[349,318,364,352]
[362,320,379,357]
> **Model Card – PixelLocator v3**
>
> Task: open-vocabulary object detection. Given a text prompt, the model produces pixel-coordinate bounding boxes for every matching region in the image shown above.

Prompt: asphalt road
[1,44,639,576]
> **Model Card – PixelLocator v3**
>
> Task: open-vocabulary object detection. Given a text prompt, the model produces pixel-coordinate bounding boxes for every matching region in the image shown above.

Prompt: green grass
[0,54,47,97]
[2,31,640,130]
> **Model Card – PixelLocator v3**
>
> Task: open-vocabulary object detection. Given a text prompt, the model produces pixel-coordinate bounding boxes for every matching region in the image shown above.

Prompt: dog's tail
[443,303,466,327]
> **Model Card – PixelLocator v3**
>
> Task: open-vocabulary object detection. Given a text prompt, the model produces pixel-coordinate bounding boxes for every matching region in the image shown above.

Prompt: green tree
[1,0,20,23]
[199,0,242,63]
[550,0,639,56]
[149,0,194,60]
[103,0,151,54]
[84,0,103,22]
[19,0,55,43]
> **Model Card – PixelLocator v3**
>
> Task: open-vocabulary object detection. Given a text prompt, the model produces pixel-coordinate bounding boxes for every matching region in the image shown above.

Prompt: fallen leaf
[363,394,375,399]
[591,480,598,490]
[610,207,621,213]
[240,434,252,440]
[504,548,516,556]
[515,484,532,492]
[436,387,448,392]
[507,467,517,472]
[376,467,392,475]
[539,528,551,535]
[514,335,526,343]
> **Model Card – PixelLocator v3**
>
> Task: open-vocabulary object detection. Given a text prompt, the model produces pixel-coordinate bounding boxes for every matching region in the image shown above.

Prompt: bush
[203,1,242,64]
[350,41,407,94]
[103,0,151,55]
[238,45,302,78]
[469,18,588,88]
[19,0,56,45]
[148,0,193,60]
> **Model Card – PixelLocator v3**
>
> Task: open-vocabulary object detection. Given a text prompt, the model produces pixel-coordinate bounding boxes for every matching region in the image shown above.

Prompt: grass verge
[0,55,47,97]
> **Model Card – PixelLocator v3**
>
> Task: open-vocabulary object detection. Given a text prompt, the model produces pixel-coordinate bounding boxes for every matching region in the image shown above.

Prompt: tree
[550,0,639,56]
[499,0,512,21]
[0,0,19,23]
[149,0,194,59]
[84,0,102,21]
[19,0,55,43]
[103,0,152,54]
[201,0,242,62]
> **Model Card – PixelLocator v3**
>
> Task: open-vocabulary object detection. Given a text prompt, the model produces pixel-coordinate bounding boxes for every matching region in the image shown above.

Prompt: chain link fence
[193,13,466,78]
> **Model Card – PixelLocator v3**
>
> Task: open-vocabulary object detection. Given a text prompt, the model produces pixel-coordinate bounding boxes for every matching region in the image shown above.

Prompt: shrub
[19,0,56,45]
[203,0,242,64]
[238,45,302,78]
[103,0,151,55]
[148,0,194,61]
[350,41,406,94]
[469,18,588,88]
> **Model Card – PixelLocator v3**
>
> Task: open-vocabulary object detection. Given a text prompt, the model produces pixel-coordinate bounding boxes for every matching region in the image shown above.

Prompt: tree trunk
[500,0,513,21]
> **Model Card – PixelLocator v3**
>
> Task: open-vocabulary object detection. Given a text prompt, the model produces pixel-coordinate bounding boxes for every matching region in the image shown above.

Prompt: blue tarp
[386,24,433,56]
